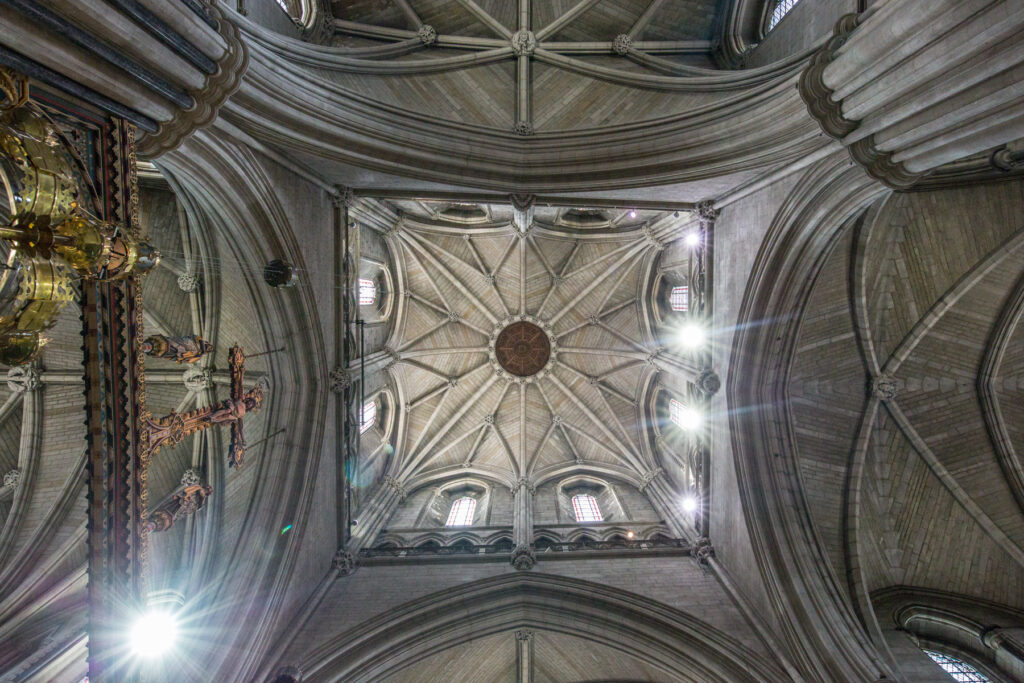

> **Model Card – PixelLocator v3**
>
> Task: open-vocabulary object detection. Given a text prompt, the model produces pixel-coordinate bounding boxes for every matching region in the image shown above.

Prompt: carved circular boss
[490,318,555,382]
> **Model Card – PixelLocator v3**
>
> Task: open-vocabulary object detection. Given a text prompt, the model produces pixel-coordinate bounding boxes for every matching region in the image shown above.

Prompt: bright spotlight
[682,496,699,513]
[678,322,706,349]
[685,231,701,247]
[130,610,178,658]
[677,407,703,431]
[628,209,638,219]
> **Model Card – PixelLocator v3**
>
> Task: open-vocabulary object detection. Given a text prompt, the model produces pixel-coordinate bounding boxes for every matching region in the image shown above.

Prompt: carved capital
[510,543,536,570]
[511,29,537,56]
[417,24,438,45]
[694,200,718,225]
[330,367,350,394]
[177,272,200,292]
[691,536,714,565]
[332,185,356,208]
[2,469,21,489]
[515,629,534,642]
[697,369,721,397]
[6,365,41,393]
[514,121,534,136]
[511,476,535,496]
[333,549,357,576]
[612,34,633,55]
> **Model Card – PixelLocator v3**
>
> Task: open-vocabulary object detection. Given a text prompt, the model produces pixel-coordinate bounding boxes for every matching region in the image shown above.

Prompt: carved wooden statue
[142,334,214,363]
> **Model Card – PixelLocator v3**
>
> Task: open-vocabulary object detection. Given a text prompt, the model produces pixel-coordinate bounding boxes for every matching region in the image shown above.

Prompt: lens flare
[130,611,178,658]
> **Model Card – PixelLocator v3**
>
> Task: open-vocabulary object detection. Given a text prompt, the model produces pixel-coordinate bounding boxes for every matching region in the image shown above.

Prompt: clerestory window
[923,651,991,682]
[768,0,799,31]
[359,400,376,434]
[358,278,376,306]
[445,497,476,526]
[670,285,689,312]
[572,494,602,522]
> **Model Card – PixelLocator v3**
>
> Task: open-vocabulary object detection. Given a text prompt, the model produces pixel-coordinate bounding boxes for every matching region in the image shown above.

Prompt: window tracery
[358,278,376,306]
[767,0,799,30]
[923,651,991,682]
[572,493,602,522]
[670,285,689,312]
[445,497,476,526]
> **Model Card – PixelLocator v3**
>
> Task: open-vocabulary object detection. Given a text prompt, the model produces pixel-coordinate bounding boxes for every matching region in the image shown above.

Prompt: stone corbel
[138,5,249,158]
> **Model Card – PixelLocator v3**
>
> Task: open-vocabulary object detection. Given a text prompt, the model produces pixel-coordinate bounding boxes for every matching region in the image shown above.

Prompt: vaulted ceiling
[382,200,691,490]
[787,180,1024,624]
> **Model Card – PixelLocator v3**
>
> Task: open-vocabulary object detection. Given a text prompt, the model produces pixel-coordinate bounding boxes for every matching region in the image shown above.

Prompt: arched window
[923,651,990,682]
[767,0,799,31]
[445,497,476,526]
[670,398,701,430]
[358,278,376,306]
[670,285,689,312]
[359,400,376,434]
[572,494,602,522]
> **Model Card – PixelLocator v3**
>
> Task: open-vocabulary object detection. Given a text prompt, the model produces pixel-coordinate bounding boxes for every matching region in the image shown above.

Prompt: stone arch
[297,572,787,682]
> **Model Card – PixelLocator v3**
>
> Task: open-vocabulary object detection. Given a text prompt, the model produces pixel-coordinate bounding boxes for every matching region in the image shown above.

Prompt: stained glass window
[446,497,476,526]
[923,651,991,682]
[572,494,602,522]
[358,278,376,306]
[359,400,376,434]
[670,285,689,312]
[768,0,799,30]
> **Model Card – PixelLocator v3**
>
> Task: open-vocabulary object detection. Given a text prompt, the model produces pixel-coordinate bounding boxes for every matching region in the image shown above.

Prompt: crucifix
[142,343,268,469]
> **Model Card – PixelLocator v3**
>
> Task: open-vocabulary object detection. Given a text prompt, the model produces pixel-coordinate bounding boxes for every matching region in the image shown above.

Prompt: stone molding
[183,366,214,391]
[2,469,20,489]
[510,30,537,57]
[138,6,249,158]
[417,25,438,46]
[333,549,357,576]
[177,273,200,292]
[612,34,633,56]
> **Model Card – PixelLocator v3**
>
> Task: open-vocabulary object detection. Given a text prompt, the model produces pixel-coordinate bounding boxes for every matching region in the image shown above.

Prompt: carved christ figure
[142,344,266,469]
[142,334,214,363]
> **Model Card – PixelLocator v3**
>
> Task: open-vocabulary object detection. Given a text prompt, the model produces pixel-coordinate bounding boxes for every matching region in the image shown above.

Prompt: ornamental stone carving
[514,121,534,136]
[510,543,536,570]
[183,366,214,391]
[333,549,357,576]
[870,374,898,402]
[694,200,718,225]
[612,34,633,55]
[484,414,495,425]
[180,468,201,488]
[447,310,460,322]
[692,536,713,565]
[698,369,721,397]
[511,30,537,56]
[2,469,21,489]
[6,365,41,393]
[511,477,535,495]
[331,185,356,209]
[329,367,350,394]
[177,273,200,292]
[417,24,437,46]
[383,475,407,501]
[515,629,534,642]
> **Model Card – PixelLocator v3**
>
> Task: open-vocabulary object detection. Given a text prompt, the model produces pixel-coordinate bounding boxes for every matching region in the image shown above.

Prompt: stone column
[799,0,1024,188]
[515,629,534,683]
[510,477,535,570]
